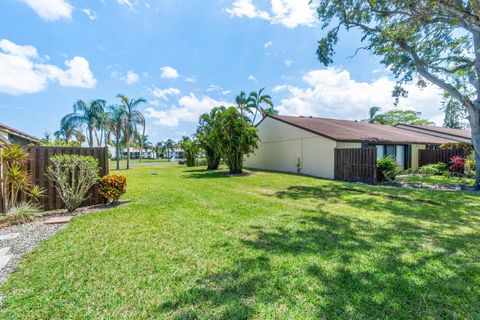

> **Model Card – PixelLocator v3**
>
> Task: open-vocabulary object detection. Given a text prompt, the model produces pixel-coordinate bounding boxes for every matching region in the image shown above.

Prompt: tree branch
[398,39,477,111]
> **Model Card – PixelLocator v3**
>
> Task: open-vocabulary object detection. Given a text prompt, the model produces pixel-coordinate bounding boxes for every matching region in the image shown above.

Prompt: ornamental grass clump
[1,202,42,226]
[98,174,127,204]
[46,155,99,212]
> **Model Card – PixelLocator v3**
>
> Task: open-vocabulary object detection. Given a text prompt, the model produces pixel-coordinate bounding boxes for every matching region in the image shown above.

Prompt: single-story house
[244,115,471,179]
[0,123,38,146]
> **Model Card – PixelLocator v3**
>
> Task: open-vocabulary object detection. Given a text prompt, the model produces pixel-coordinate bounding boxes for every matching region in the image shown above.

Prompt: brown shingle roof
[395,124,471,140]
[267,115,459,144]
[0,123,39,143]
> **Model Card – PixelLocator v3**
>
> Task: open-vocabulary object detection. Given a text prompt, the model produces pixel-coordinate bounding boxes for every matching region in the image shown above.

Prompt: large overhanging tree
[316,0,480,188]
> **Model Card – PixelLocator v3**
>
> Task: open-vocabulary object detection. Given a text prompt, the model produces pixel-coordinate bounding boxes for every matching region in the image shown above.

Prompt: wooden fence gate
[419,149,467,167]
[1,146,109,213]
[334,148,377,183]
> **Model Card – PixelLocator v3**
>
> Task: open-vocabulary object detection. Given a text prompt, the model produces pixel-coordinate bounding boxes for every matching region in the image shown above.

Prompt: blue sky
[0,0,444,143]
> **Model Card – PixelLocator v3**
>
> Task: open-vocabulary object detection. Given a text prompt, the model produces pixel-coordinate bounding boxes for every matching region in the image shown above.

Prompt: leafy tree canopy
[316,0,480,187]
[375,109,434,126]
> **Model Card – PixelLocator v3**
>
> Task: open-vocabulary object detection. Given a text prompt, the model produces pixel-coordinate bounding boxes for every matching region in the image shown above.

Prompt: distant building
[0,123,39,146]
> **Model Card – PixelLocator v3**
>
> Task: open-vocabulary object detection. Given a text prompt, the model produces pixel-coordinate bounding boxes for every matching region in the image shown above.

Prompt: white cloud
[248,75,256,81]
[82,8,97,20]
[274,68,444,125]
[117,0,133,9]
[285,59,293,67]
[226,0,317,28]
[160,66,180,79]
[264,41,273,48]
[185,76,196,82]
[122,69,140,84]
[144,93,230,127]
[150,86,181,101]
[0,39,96,94]
[206,84,222,92]
[222,90,232,95]
[225,0,270,20]
[19,0,73,21]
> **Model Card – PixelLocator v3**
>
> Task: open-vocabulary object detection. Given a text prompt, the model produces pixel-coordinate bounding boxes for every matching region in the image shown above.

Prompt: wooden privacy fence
[334,148,377,183]
[1,147,109,213]
[419,149,467,167]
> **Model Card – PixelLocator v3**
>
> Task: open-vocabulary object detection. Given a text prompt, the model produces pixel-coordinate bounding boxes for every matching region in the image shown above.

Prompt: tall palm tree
[62,99,106,147]
[247,88,274,124]
[367,106,382,123]
[95,111,111,147]
[108,104,126,170]
[117,94,146,169]
[54,120,78,144]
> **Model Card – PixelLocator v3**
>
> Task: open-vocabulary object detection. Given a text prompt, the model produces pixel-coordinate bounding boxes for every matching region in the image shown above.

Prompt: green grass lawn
[397,174,475,187]
[1,165,480,319]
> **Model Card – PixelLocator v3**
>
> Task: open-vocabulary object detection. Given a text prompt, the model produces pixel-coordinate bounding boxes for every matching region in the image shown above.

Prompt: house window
[372,144,408,169]
[385,145,396,157]
[376,145,384,158]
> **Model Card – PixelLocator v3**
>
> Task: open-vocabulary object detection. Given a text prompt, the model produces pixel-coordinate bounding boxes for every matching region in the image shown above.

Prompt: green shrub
[377,156,400,181]
[1,203,41,226]
[418,162,448,176]
[46,155,99,212]
[99,174,127,204]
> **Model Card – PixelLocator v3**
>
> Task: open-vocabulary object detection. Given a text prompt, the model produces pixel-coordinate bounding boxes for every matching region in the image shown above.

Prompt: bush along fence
[419,148,467,167]
[0,146,109,213]
[334,148,377,183]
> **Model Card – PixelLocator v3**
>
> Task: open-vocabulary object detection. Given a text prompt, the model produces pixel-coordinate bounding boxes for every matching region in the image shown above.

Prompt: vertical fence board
[0,147,109,213]
[334,148,377,183]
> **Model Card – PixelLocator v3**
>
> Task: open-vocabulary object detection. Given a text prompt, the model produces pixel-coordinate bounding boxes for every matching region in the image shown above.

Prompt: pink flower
[449,156,465,174]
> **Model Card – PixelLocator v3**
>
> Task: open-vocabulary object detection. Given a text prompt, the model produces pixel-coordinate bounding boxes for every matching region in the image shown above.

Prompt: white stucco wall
[244,117,340,179]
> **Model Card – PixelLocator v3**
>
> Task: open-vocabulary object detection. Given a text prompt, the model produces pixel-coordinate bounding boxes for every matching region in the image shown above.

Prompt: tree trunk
[228,151,243,174]
[88,128,94,147]
[206,148,220,170]
[115,134,120,170]
[126,131,130,170]
[468,106,480,188]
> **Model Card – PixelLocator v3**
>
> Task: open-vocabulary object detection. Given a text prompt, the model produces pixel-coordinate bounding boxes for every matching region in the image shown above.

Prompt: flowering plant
[449,156,465,175]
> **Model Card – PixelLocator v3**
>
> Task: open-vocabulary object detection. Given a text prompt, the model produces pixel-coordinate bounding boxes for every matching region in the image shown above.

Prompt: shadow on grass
[155,183,480,318]
[243,210,480,318]
[274,184,480,227]
[157,256,276,319]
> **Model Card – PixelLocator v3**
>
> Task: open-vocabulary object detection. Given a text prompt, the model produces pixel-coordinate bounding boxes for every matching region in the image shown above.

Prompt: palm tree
[54,120,78,144]
[156,141,165,159]
[367,106,382,123]
[96,111,111,147]
[235,91,250,115]
[164,139,176,160]
[247,88,274,124]
[136,134,151,160]
[117,94,146,169]
[108,104,126,170]
[62,99,106,147]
